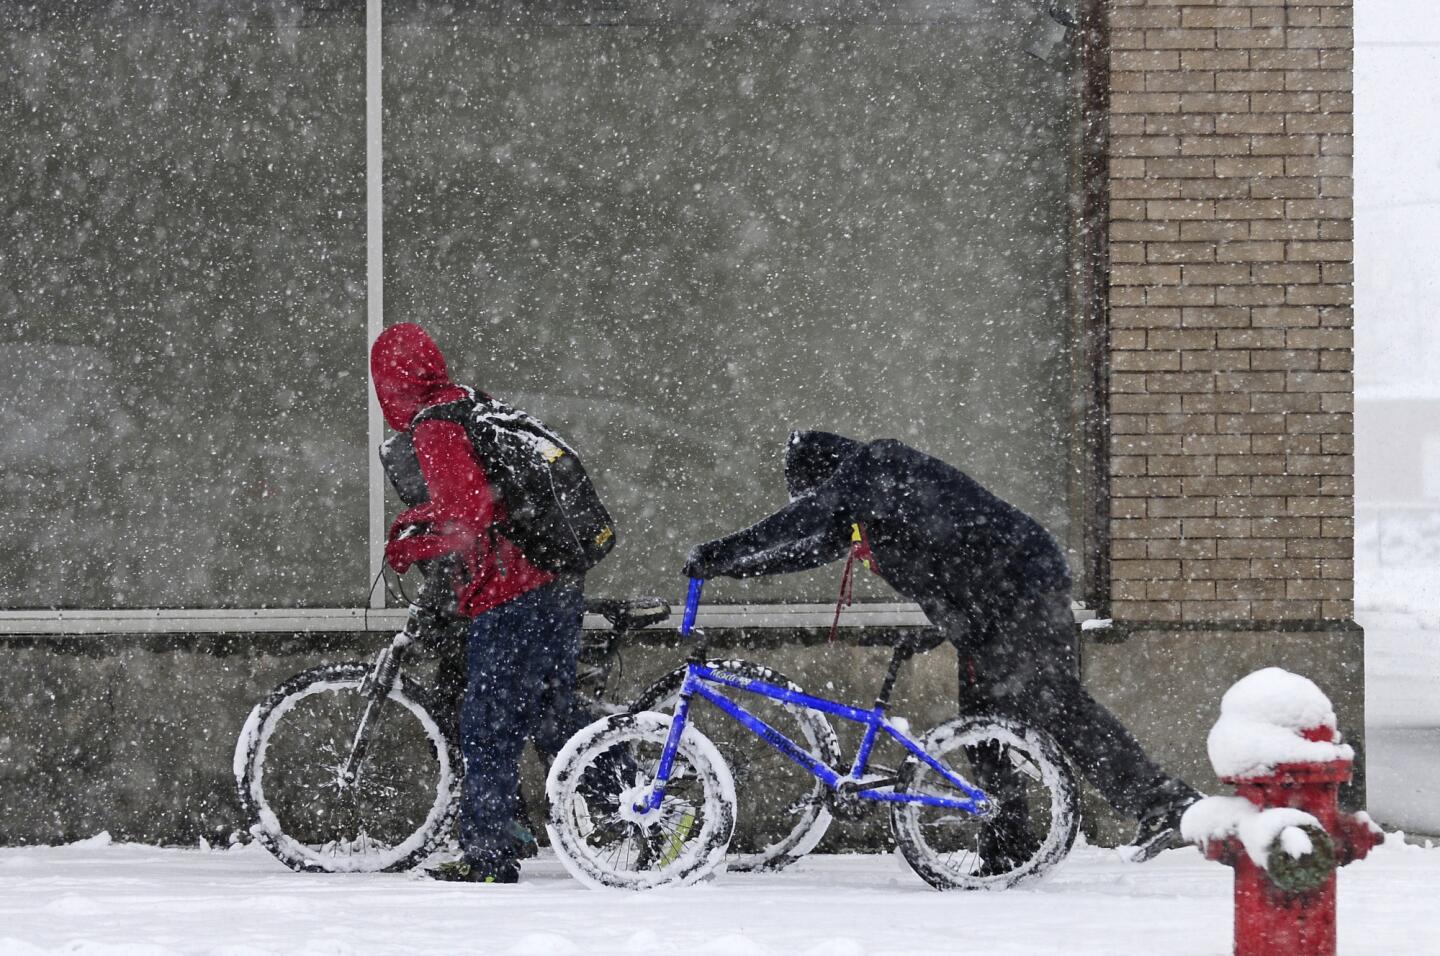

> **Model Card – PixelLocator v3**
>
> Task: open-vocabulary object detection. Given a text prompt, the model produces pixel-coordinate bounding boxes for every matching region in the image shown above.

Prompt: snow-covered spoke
[1007,748,1046,783]
[319,832,394,861]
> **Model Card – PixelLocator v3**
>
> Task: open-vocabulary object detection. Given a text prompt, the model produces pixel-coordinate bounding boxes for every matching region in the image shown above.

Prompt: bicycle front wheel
[630,660,840,872]
[889,713,1079,891]
[234,662,461,873]
[546,711,736,890]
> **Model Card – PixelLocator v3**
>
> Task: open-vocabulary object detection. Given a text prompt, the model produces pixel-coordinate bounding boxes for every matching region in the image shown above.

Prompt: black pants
[954,590,1198,820]
[429,579,588,865]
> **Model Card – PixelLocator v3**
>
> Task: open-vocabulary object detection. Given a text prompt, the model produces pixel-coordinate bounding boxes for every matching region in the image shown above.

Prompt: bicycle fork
[638,596,709,815]
[639,687,695,813]
[340,630,413,788]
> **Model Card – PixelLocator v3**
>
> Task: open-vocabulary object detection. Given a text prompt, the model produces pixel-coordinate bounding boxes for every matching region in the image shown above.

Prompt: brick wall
[1105,0,1354,624]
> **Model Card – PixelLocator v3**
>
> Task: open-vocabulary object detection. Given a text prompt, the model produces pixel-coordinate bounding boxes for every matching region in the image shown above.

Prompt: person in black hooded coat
[684,431,1200,860]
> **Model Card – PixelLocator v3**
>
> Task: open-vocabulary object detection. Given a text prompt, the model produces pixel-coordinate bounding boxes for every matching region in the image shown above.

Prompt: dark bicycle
[232,558,669,874]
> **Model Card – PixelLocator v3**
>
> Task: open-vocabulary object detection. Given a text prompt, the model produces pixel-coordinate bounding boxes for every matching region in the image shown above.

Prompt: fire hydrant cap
[1206,668,1355,780]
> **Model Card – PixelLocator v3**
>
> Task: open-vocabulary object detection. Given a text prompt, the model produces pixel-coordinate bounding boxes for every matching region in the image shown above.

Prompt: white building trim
[365,0,386,608]
[0,603,1093,636]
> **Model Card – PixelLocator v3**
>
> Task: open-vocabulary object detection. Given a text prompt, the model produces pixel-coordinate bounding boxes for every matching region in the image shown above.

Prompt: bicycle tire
[234,661,461,873]
[629,659,839,872]
[546,711,736,890]
[889,713,1079,891]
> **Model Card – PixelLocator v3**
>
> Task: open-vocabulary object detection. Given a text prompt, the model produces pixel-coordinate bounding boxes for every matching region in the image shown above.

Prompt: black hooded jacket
[688,432,1072,633]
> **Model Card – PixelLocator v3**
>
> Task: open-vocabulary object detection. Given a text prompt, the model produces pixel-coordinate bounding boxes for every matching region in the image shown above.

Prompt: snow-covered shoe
[1119,805,1192,863]
[426,857,519,883]
[507,819,539,860]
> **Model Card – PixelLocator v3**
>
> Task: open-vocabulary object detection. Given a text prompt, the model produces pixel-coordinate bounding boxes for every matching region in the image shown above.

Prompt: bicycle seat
[585,597,671,632]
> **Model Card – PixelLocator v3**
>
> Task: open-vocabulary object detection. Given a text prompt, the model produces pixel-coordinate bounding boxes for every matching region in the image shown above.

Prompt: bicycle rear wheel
[889,713,1078,890]
[630,660,840,872]
[234,662,460,873]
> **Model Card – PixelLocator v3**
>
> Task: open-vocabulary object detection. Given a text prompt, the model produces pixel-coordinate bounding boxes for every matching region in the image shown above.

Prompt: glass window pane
[385,1,1074,603]
[0,2,368,608]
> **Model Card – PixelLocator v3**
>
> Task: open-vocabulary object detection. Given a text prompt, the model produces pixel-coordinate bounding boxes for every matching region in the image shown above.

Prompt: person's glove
[683,541,722,579]
[392,519,431,542]
[384,538,417,575]
[384,520,432,575]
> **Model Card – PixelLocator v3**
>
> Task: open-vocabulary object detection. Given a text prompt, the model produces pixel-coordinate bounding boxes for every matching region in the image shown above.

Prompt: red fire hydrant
[1181,668,1384,956]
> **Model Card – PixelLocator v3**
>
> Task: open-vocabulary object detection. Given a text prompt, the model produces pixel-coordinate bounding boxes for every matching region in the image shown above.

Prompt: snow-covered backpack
[409,387,616,575]
[379,430,429,508]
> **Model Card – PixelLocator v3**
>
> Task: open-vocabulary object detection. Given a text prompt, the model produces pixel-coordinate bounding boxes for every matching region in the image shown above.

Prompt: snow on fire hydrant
[1179,668,1384,956]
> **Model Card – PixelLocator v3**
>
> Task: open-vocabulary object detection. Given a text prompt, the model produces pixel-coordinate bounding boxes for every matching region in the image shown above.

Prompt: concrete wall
[0,632,377,845]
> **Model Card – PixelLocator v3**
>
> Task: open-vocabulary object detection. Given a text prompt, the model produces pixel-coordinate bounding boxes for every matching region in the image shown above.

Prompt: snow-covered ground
[1,837,1436,956]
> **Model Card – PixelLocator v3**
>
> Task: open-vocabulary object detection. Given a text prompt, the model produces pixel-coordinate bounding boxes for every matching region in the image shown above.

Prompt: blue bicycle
[546,580,1081,891]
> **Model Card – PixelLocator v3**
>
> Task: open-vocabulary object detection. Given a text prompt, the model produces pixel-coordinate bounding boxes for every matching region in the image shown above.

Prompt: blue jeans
[458,577,585,865]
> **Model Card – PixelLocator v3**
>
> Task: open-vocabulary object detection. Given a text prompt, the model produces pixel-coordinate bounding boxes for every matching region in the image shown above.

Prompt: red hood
[370,324,458,429]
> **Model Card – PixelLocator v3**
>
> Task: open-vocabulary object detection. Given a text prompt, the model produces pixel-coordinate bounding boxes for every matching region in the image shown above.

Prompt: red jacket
[370,324,554,617]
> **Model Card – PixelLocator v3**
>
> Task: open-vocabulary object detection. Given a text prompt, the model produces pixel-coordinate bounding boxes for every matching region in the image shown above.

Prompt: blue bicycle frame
[638,580,993,817]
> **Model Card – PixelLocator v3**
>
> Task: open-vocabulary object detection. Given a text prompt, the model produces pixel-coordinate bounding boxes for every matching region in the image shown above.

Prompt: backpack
[379,430,429,508]
[409,387,616,575]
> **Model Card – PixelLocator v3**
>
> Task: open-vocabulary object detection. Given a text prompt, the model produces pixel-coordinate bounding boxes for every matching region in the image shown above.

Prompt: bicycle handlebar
[681,578,704,636]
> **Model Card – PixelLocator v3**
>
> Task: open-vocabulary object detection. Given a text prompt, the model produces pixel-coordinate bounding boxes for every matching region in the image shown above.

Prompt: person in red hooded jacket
[371,323,585,884]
